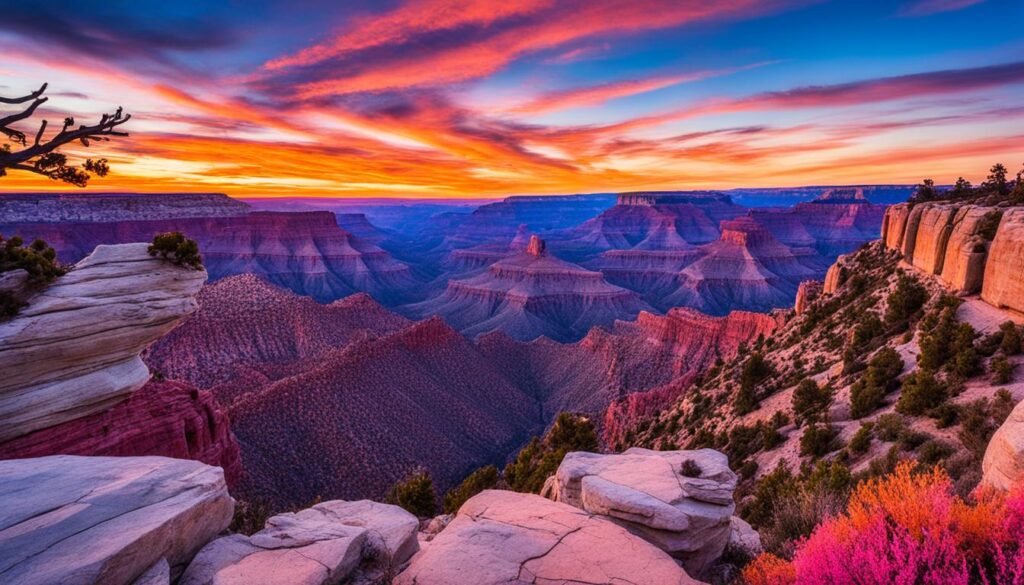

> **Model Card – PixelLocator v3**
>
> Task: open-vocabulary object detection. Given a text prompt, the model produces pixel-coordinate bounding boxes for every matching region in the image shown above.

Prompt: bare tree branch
[0,83,130,187]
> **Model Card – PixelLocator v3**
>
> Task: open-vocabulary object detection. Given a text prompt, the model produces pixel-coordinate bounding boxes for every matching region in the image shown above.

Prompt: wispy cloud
[899,0,984,17]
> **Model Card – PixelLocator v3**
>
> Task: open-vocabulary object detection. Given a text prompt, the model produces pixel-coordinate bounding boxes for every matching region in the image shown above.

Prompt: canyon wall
[1,210,419,304]
[882,202,1022,312]
[0,192,249,222]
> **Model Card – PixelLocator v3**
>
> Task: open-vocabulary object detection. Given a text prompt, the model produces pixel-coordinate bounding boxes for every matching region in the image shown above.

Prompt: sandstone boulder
[181,499,418,585]
[548,448,737,575]
[982,209,1024,315]
[0,455,232,585]
[982,398,1024,491]
[396,490,699,585]
[823,254,847,294]
[0,243,206,441]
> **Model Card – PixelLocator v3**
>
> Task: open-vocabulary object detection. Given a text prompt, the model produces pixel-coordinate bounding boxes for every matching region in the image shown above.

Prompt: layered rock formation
[982,398,1024,491]
[0,192,248,222]
[665,218,828,315]
[0,380,242,486]
[747,192,886,257]
[0,243,205,442]
[408,236,648,342]
[182,500,418,585]
[546,448,738,575]
[1,210,418,305]
[396,490,698,585]
[882,203,1022,310]
[0,455,233,585]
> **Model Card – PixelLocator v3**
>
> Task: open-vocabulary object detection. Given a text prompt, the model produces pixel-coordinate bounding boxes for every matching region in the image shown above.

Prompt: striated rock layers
[546,448,738,576]
[0,455,233,585]
[478,306,783,418]
[882,203,1023,311]
[748,193,886,256]
[1,210,418,305]
[795,280,823,314]
[664,218,828,315]
[0,192,248,222]
[407,236,649,342]
[0,243,206,442]
[182,500,419,585]
[0,380,242,486]
[396,489,699,585]
[982,398,1024,491]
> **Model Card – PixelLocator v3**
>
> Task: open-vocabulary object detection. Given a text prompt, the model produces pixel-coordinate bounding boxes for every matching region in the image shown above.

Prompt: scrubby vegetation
[744,463,1024,585]
[386,469,437,518]
[442,465,498,514]
[504,412,598,493]
[148,231,203,269]
[909,162,1024,206]
[0,234,65,318]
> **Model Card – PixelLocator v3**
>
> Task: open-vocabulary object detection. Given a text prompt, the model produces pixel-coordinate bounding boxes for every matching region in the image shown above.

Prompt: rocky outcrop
[882,203,1022,306]
[795,280,822,314]
[407,238,649,342]
[0,243,205,442]
[982,209,1024,314]
[747,196,886,257]
[546,448,737,576]
[396,490,699,585]
[1,211,419,305]
[0,192,249,222]
[940,206,992,293]
[0,380,242,486]
[982,398,1024,491]
[182,500,418,585]
[0,455,233,585]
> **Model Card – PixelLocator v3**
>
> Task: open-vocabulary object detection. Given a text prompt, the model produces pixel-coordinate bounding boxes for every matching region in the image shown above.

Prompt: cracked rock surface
[0,243,206,442]
[548,448,737,575]
[182,499,418,585]
[396,489,699,585]
[0,455,232,585]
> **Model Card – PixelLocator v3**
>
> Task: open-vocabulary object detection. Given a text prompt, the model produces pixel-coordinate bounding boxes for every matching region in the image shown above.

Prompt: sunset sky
[1,0,1023,198]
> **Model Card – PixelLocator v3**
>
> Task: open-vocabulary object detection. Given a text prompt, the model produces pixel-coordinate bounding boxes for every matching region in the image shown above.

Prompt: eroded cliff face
[0,243,206,442]
[881,202,1022,312]
[0,380,242,485]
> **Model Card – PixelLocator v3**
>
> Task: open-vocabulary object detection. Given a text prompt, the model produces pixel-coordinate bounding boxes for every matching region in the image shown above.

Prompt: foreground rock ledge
[397,490,700,585]
[0,243,206,442]
[182,499,419,585]
[0,455,233,585]
[545,448,739,575]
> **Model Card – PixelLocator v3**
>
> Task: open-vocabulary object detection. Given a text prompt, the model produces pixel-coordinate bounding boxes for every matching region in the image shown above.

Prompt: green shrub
[991,354,1015,384]
[386,469,437,518]
[443,465,498,514]
[896,369,947,416]
[930,403,960,428]
[800,423,839,457]
[792,379,832,425]
[992,388,1016,425]
[148,231,203,269]
[735,353,772,415]
[849,423,873,455]
[874,413,908,442]
[0,234,64,281]
[1000,321,1022,355]
[680,459,703,477]
[884,273,927,324]
[850,347,904,418]
[958,399,996,460]
[917,439,955,466]
[505,413,597,493]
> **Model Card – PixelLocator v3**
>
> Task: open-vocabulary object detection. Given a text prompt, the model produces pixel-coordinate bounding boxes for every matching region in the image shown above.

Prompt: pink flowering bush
[744,463,1024,585]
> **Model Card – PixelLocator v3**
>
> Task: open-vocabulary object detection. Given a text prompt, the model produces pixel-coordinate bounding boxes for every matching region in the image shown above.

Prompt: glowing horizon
[1,0,1023,199]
